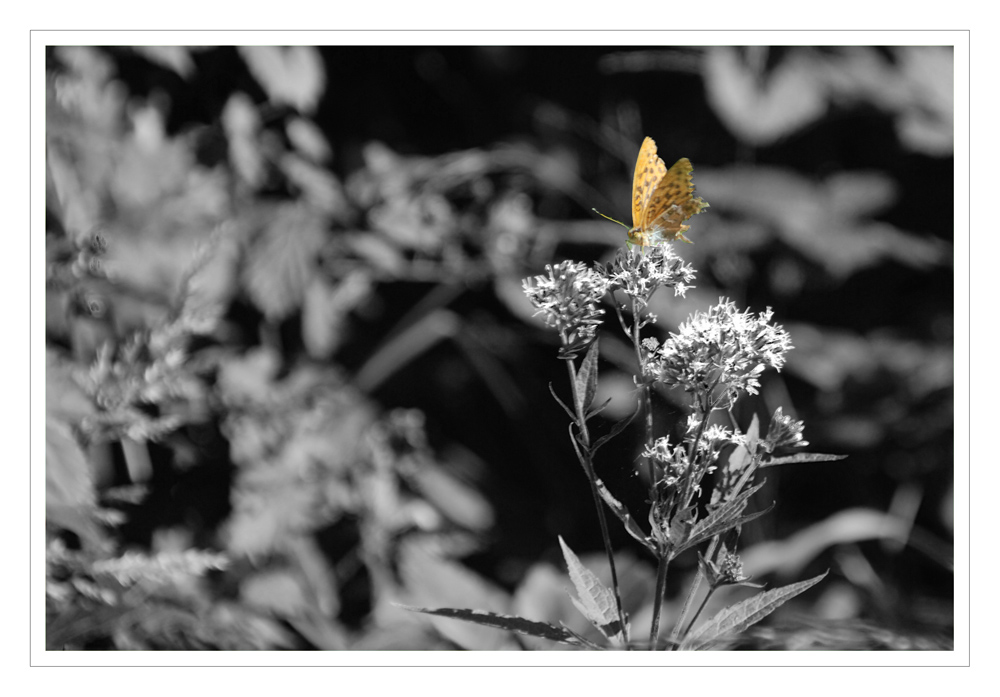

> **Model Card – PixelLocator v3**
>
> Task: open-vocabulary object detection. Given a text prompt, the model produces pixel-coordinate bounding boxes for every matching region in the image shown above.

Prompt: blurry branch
[740,507,954,579]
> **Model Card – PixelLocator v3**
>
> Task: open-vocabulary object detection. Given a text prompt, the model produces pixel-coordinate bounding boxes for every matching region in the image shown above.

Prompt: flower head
[645,298,792,409]
[762,406,809,453]
[643,435,690,488]
[601,245,696,305]
[522,260,608,358]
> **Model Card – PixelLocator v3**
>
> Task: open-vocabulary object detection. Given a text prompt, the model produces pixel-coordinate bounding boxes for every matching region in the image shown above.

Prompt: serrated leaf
[676,503,775,558]
[558,537,623,642]
[398,539,513,650]
[595,479,654,552]
[574,339,600,415]
[677,481,768,556]
[762,452,848,467]
[679,571,828,650]
[398,605,598,648]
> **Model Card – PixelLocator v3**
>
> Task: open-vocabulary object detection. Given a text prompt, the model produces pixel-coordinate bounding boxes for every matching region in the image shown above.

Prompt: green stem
[565,359,629,646]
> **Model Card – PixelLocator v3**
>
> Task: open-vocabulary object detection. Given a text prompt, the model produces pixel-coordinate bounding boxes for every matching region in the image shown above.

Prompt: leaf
[703,47,828,146]
[558,537,623,643]
[677,503,775,559]
[131,46,197,79]
[574,339,600,415]
[46,417,104,546]
[397,606,598,649]
[594,479,654,552]
[410,465,495,531]
[548,383,577,421]
[676,481,768,556]
[280,153,349,216]
[242,203,328,321]
[585,397,613,421]
[241,569,312,618]
[762,452,848,467]
[285,117,332,163]
[679,571,828,650]
[238,46,326,113]
[398,539,513,650]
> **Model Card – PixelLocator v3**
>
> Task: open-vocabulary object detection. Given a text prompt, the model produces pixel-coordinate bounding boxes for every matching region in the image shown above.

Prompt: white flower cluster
[603,246,697,305]
[522,260,609,357]
[646,298,792,410]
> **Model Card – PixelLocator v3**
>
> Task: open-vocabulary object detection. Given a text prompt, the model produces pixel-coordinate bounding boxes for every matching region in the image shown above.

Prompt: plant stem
[669,537,718,648]
[648,551,669,649]
[676,585,716,649]
[565,359,629,646]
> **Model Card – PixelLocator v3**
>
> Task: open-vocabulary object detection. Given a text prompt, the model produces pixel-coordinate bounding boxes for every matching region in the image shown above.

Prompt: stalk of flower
[522,260,629,641]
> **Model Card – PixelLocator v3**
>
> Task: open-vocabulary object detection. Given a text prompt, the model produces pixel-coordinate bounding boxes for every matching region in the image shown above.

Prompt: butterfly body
[626,137,708,247]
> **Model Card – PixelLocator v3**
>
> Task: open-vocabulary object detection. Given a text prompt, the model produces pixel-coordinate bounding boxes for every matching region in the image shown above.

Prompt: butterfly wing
[631,137,668,230]
[642,157,708,240]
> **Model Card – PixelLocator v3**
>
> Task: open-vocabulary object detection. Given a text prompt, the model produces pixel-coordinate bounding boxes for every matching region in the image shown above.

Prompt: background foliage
[45,45,953,650]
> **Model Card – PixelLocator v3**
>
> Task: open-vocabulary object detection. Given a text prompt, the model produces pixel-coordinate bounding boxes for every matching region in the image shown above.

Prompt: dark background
[45,45,954,650]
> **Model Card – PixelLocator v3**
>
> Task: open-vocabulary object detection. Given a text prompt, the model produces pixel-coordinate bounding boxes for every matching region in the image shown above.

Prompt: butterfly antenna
[592,208,629,229]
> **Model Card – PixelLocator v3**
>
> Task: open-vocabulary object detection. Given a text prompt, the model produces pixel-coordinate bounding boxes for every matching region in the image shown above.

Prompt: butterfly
[595,137,708,248]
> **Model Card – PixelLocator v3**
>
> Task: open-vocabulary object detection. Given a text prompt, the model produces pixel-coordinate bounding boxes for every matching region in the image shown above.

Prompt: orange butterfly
[596,137,708,248]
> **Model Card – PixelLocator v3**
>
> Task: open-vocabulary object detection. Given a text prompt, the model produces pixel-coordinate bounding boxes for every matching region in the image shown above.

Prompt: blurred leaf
[398,538,514,650]
[216,347,282,406]
[280,153,350,216]
[409,465,495,531]
[697,166,949,279]
[46,146,100,240]
[741,508,953,578]
[680,571,827,650]
[243,203,327,321]
[46,417,99,540]
[241,568,312,618]
[47,349,96,422]
[238,46,325,113]
[703,47,827,146]
[355,309,459,393]
[222,93,266,188]
[287,535,340,618]
[130,46,198,79]
[286,117,332,162]
[859,47,953,156]
[226,481,318,556]
[301,274,371,360]
[558,536,624,643]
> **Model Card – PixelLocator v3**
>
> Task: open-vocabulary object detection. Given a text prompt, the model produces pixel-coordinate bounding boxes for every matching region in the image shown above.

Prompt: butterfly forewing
[631,137,668,230]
